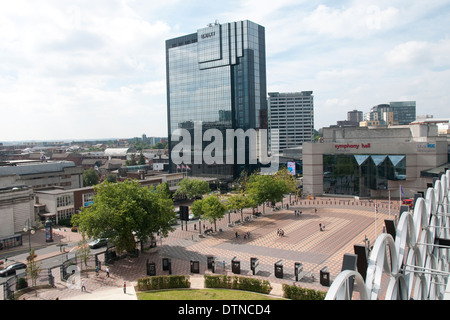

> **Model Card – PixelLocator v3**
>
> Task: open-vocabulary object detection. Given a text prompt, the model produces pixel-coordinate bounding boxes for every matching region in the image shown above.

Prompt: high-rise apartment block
[347,110,363,123]
[364,101,416,126]
[268,91,314,151]
[166,20,268,180]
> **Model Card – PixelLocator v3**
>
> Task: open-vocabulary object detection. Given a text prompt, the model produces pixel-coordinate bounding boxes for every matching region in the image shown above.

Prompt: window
[323,154,406,197]
[57,195,73,207]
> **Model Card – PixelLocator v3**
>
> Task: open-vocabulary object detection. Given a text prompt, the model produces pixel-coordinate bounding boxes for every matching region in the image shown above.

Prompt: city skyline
[1,1,450,142]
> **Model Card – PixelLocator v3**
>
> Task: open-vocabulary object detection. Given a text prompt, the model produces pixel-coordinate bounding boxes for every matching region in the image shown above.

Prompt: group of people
[277,228,285,237]
[294,209,302,216]
[235,231,251,239]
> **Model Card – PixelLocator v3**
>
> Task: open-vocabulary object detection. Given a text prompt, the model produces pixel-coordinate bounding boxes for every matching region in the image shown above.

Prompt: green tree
[226,193,255,222]
[160,182,171,198]
[105,174,117,183]
[191,195,226,231]
[152,141,168,149]
[125,154,137,166]
[273,167,298,195]
[26,249,42,288]
[83,168,99,187]
[190,199,204,219]
[246,173,286,213]
[138,152,146,165]
[174,178,210,200]
[71,180,176,254]
[76,233,91,270]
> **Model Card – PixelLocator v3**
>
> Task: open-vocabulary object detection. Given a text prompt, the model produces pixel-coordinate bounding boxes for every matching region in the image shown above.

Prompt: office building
[364,101,416,126]
[347,110,363,123]
[268,91,314,151]
[390,101,416,125]
[166,20,268,181]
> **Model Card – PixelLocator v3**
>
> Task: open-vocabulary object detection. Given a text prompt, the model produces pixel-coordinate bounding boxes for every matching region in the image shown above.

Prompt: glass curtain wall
[166,21,267,181]
[323,154,406,196]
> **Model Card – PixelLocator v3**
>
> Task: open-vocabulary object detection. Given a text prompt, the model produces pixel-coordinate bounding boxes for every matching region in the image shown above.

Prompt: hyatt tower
[166,20,268,181]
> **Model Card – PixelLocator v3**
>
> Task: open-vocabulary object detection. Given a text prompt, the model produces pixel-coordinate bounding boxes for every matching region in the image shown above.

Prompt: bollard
[231,257,241,274]
[320,267,330,286]
[274,260,283,279]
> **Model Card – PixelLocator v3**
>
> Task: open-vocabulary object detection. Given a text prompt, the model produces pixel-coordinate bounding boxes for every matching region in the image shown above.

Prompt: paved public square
[19,196,397,300]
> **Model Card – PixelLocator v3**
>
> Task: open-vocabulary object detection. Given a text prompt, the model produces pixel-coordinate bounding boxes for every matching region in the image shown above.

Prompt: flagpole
[388,190,391,219]
[374,201,377,241]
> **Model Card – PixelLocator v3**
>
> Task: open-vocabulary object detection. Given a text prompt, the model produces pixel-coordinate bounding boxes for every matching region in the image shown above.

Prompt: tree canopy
[174,178,210,200]
[82,168,99,187]
[191,195,226,231]
[245,169,298,212]
[226,193,255,221]
[71,180,176,253]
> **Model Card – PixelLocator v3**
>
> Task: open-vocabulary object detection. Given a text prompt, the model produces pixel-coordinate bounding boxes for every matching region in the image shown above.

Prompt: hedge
[204,275,272,294]
[137,275,190,291]
[282,284,326,300]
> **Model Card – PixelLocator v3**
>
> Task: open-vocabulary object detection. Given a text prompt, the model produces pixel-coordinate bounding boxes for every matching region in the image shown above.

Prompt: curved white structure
[326,170,450,300]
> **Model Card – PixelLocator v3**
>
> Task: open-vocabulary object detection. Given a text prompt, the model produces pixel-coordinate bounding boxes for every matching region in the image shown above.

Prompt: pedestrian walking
[123,281,126,294]
[81,279,86,292]
[222,260,226,271]
[106,266,110,278]
[95,265,99,276]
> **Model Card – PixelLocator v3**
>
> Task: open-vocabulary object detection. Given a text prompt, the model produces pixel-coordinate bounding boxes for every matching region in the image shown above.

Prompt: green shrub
[282,284,326,300]
[58,218,73,227]
[137,275,190,291]
[204,275,272,294]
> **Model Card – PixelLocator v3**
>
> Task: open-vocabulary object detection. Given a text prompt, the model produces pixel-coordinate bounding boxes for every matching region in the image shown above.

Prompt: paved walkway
[16,196,397,300]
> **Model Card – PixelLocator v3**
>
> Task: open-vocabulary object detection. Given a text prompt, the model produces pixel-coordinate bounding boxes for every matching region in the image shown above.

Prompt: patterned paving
[19,197,396,298]
[157,199,393,291]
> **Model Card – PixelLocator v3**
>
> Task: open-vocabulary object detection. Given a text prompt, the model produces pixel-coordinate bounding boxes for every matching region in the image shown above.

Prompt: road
[0,237,106,285]
[0,216,201,285]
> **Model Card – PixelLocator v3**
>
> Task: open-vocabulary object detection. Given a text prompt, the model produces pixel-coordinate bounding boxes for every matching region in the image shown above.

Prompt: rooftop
[0,161,76,177]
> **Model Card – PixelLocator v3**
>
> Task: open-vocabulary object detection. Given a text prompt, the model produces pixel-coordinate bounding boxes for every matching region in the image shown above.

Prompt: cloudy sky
[1,0,449,142]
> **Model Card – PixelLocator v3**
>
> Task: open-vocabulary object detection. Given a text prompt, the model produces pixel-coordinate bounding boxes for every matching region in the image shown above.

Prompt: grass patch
[137,289,284,300]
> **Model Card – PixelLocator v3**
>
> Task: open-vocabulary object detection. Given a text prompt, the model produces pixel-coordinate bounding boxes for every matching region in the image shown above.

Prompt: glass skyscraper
[166,20,267,181]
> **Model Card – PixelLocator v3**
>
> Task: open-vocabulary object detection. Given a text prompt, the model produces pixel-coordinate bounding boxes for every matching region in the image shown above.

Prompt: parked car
[88,238,108,249]
[0,262,27,277]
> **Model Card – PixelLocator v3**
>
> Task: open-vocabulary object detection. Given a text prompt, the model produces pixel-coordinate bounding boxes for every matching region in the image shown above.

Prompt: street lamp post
[23,218,35,256]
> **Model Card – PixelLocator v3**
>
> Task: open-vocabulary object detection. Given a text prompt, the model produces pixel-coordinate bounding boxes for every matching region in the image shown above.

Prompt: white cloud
[301,4,399,39]
[385,39,450,71]
[0,0,174,141]
[0,0,449,141]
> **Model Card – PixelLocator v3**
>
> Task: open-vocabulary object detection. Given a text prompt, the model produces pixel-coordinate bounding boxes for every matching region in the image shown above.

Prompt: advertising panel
[287,161,296,175]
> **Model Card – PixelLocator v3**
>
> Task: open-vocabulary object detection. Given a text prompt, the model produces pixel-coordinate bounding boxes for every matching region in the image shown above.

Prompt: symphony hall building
[303,123,449,199]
